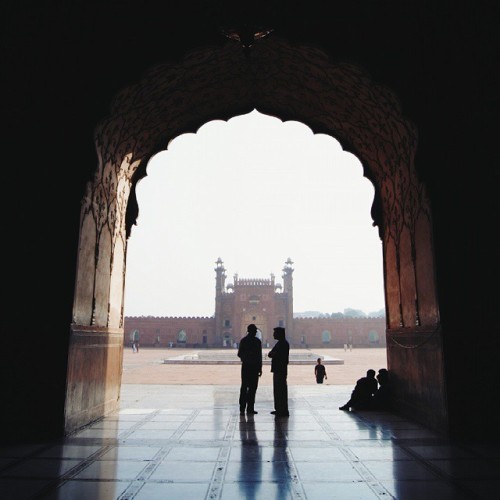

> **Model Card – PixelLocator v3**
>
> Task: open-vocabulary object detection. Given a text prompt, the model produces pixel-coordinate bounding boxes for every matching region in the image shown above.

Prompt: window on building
[224,319,231,328]
[368,330,379,344]
[278,319,284,327]
[321,330,332,343]
[177,330,187,343]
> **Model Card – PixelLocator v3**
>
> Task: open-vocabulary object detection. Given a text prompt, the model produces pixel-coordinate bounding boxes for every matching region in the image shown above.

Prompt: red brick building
[124,258,386,348]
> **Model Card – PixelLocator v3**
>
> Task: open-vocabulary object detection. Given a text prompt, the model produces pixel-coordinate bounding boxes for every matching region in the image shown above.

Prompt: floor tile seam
[345,415,386,431]
[335,447,396,499]
[0,441,70,474]
[232,439,347,447]
[117,478,215,484]
[207,452,306,499]
[115,447,174,500]
[116,438,231,447]
[55,446,198,497]
[228,411,309,497]
[168,408,202,441]
[205,441,232,499]
[134,447,173,480]
[282,447,308,499]
[211,414,304,499]
[63,437,130,448]
[117,410,164,440]
[40,477,136,484]
[222,412,240,441]
[23,463,132,500]
[69,442,118,462]
[117,480,145,500]
[43,445,168,484]
[0,443,117,484]
[299,400,345,443]
[51,442,138,494]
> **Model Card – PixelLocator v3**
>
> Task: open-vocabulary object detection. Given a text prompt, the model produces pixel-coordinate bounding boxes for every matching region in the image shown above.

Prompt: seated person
[339,369,378,411]
[371,368,392,410]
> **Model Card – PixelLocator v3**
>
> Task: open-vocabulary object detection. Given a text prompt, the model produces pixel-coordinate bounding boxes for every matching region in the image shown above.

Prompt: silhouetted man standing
[268,326,290,417]
[237,324,262,414]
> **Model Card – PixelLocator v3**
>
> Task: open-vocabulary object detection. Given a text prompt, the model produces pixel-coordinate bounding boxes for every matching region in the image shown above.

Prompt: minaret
[282,258,294,340]
[215,257,226,294]
[214,257,226,346]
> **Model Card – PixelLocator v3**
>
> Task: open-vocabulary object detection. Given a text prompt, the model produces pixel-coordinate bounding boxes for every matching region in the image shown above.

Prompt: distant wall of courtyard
[293,317,386,347]
[124,316,387,348]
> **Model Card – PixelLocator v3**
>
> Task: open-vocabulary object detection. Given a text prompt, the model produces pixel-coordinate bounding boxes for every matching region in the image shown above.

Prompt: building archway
[67,36,443,434]
[321,330,332,344]
[368,330,380,345]
[177,330,188,344]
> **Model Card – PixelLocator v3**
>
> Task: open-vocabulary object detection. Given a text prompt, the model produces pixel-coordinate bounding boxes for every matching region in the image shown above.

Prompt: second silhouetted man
[268,326,290,417]
[237,324,262,414]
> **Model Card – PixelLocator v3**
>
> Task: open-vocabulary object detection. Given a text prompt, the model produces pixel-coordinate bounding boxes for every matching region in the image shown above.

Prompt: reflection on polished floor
[1,384,499,499]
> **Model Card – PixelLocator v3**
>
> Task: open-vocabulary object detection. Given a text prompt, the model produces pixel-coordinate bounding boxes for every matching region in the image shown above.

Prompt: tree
[344,308,366,318]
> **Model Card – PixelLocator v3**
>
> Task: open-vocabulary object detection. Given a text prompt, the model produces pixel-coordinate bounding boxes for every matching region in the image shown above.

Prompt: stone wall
[124,316,386,348]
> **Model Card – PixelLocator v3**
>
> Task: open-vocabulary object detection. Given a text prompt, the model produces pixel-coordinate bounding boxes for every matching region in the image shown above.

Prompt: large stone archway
[67,37,444,434]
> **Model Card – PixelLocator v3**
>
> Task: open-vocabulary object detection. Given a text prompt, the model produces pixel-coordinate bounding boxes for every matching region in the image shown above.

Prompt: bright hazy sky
[124,110,385,317]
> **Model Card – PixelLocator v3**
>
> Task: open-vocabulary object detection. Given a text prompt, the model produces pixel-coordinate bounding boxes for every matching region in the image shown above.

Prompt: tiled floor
[1,384,499,499]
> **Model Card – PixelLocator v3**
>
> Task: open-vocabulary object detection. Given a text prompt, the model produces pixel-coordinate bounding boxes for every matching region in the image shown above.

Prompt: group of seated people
[339,368,391,411]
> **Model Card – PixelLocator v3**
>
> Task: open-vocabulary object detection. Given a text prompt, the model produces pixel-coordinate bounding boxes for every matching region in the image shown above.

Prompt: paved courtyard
[121,347,389,386]
[2,347,499,499]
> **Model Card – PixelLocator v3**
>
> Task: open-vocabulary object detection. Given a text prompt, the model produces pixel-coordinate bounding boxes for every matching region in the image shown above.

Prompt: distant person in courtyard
[339,368,378,411]
[268,326,290,417]
[314,358,327,383]
[371,368,392,410]
[237,324,262,415]
[132,330,140,353]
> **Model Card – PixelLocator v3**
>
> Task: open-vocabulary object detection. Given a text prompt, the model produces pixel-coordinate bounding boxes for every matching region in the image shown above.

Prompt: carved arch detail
[73,36,438,331]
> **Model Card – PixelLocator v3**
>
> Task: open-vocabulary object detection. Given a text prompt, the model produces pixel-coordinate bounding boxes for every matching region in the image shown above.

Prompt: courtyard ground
[121,346,388,386]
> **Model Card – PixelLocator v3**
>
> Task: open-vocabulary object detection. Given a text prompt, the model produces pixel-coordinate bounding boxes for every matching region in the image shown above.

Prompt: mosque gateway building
[124,258,385,348]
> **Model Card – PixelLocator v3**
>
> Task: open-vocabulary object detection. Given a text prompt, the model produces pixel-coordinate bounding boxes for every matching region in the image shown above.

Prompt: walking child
[314,358,327,383]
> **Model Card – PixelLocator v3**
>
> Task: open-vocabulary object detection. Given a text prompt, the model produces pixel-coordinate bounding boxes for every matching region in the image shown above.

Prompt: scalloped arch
[94,37,420,237]
[74,35,437,334]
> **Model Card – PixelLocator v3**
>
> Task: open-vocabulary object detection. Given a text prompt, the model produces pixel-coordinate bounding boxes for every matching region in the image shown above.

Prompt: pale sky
[124,110,385,317]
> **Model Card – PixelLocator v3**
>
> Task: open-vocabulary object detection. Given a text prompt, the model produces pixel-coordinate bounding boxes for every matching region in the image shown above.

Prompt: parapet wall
[124,315,386,348]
